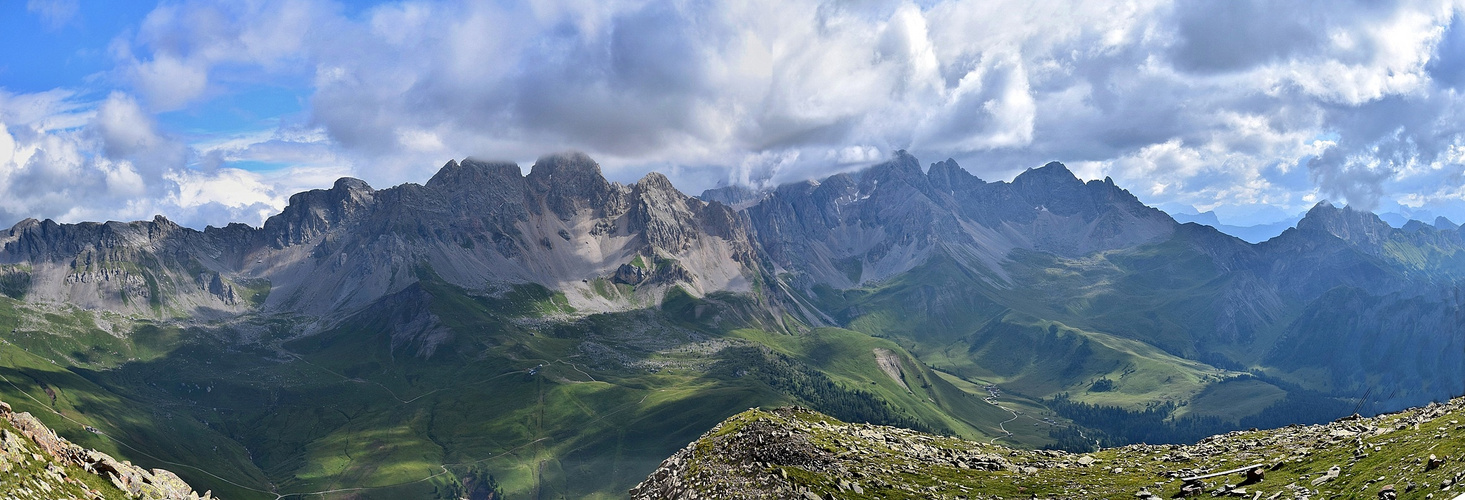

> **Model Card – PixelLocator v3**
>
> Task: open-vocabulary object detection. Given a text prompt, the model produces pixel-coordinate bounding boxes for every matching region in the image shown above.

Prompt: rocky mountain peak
[1434,216,1459,231]
[1295,201,1394,248]
[150,214,179,228]
[526,152,615,219]
[1016,161,1080,182]
[1008,161,1092,213]
[1005,161,1116,217]
[926,158,982,194]
[332,177,374,195]
[859,150,929,191]
[635,171,679,195]
[146,214,183,240]
[628,171,739,254]
[425,158,521,192]
[5,218,39,232]
[526,151,607,189]
[262,175,377,247]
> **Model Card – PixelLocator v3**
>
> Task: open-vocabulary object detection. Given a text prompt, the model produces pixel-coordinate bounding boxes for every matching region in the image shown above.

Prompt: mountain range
[0,151,1461,498]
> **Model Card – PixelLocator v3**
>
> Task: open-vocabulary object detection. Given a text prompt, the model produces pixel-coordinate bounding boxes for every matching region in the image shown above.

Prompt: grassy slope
[0,274,1023,499]
[725,327,1012,441]
[0,298,270,499]
[810,244,1297,430]
[0,231,1419,498]
[930,369,1067,448]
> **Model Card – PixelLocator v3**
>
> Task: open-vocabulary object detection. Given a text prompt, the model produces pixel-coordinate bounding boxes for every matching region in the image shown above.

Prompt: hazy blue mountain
[1169,209,1303,243]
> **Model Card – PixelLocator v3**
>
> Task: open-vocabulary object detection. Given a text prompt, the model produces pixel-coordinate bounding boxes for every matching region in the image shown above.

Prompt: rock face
[0,152,1186,324]
[0,152,761,318]
[0,400,208,500]
[745,153,1176,288]
[634,396,1465,499]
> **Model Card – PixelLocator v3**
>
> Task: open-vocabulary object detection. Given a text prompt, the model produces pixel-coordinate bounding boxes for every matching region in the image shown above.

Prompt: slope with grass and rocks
[633,395,1465,499]
[0,398,207,500]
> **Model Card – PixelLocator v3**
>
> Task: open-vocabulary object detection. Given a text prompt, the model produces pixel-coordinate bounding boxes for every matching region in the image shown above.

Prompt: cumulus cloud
[118,0,328,111]
[0,89,342,229]
[8,0,1465,228]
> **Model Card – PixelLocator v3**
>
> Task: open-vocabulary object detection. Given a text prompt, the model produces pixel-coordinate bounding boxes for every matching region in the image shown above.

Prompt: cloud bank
[5,0,1465,228]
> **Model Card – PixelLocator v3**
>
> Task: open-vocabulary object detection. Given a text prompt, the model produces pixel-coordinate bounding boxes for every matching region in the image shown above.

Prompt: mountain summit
[746,156,1174,289]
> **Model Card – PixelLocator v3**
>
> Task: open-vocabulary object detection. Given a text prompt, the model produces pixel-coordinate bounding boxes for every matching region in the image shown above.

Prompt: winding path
[980,384,1069,445]
[991,410,1020,444]
[982,388,1020,444]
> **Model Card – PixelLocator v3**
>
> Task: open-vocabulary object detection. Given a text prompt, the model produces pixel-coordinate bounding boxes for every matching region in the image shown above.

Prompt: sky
[4,0,1465,229]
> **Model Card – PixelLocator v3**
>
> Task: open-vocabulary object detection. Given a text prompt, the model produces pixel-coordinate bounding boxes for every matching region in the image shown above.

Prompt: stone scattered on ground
[632,395,1465,499]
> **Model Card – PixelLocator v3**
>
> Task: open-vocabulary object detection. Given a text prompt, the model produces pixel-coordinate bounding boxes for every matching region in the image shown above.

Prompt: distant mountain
[697,185,768,211]
[1,151,1464,498]
[1169,210,1303,243]
[1,152,761,319]
[746,154,1174,290]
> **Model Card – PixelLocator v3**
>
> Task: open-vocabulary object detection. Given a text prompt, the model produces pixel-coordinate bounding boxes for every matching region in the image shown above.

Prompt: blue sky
[3,0,1465,230]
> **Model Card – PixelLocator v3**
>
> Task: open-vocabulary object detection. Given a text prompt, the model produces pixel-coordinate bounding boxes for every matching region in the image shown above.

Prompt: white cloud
[94,93,165,159]
[26,0,79,29]
[6,0,1465,228]
[119,0,328,111]
[128,55,210,111]
[0,89,349,229]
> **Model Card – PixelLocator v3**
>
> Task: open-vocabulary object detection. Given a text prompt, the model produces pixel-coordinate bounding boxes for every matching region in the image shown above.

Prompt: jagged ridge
[0,152,761,319]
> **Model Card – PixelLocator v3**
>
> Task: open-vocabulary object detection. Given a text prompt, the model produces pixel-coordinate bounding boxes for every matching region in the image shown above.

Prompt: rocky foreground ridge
[633,396,1465,499]
[0,399,207,500]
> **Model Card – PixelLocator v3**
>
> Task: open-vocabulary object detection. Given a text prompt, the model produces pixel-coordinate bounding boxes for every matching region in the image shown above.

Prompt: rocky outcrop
[0,400,209,500]
[635,396,1465,499]
[261,177,376,248]
[1292,201,1395,252]
[631,406,1010,499]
